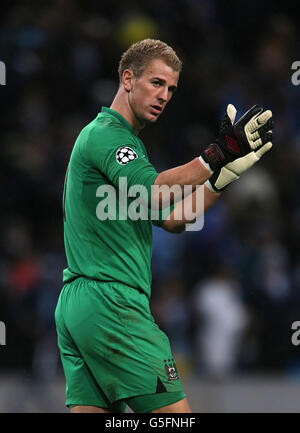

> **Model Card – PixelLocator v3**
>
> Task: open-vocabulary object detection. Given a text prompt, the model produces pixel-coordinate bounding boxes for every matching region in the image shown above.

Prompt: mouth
[150,105,163,115]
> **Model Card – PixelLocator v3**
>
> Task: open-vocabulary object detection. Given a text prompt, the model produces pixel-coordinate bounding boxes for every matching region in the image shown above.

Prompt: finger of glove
[260,118,274,132]
[251,118,273,139]
[246,110,272,133]
[251,131,273,150]
[261,130,273,145]
[226,104,237,125]
[235,104,263,127]
[246,113,272,150]
[250,128,272,143]
[255,141,273,159]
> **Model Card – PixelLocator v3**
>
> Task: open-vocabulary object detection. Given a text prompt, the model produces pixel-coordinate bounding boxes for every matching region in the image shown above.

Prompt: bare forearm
[162,184,220,233]
[154,157,211,188]
[152,158,212,207]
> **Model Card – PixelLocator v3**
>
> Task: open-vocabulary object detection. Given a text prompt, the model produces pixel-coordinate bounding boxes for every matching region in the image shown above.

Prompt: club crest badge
[164,358,179,381]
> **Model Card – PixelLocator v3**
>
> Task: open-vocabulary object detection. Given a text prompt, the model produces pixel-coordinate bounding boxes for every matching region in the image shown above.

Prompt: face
[125,58,179,129]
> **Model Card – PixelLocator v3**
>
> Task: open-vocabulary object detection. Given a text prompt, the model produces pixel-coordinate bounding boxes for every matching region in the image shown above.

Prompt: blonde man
[55,39,273,413]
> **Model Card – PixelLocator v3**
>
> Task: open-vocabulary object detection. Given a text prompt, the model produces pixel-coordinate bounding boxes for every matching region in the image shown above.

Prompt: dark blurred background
[1,0,300,412]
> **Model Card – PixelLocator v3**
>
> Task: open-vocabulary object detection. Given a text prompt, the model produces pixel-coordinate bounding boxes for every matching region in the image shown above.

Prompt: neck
[110,87,144,135]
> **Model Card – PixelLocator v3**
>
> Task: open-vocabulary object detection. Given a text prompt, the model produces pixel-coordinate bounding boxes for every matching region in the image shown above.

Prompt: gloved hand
[205,104,273,192]
[200,103,273,172]
[205,141,273,192]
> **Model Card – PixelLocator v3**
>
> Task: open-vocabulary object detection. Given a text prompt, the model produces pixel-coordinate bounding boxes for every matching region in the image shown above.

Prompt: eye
[152,80,161,87]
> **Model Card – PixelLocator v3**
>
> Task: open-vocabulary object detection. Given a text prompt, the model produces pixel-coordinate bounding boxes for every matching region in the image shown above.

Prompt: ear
[122,69,135,92]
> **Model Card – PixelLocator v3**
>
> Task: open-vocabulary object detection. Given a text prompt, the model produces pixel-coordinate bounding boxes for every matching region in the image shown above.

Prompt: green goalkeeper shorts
[54,277,185,412]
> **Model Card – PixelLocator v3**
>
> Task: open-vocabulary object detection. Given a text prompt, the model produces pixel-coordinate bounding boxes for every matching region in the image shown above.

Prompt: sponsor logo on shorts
[164,358,179,381]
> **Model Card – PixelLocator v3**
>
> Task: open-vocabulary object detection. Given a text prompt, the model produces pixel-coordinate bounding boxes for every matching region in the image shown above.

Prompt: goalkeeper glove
[205,104,273,193]
[200,103,273,172]
[205,142,273,192]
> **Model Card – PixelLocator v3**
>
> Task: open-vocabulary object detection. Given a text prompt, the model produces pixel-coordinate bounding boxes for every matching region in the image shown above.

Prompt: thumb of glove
[226,104,237,125]
[220,103,237,131]
[255,141,273,159]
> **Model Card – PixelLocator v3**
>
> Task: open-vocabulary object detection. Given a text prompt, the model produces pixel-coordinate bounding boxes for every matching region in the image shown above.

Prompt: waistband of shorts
[63,276,147,297]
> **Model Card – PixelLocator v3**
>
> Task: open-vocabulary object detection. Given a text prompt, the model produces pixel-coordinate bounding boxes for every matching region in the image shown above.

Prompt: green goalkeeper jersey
[62,107,167,298]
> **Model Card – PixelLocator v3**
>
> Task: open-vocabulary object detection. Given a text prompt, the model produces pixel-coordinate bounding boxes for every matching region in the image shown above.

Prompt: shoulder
[93,115,131,139]
[78,116,140,167]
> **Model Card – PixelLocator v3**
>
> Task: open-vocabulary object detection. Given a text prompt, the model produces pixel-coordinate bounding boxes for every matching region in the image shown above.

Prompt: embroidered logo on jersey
[164,358,179,381]
[116,146,138,165]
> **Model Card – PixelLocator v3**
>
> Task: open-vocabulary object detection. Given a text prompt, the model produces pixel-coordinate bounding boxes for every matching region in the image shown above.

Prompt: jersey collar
[101,107,136,135]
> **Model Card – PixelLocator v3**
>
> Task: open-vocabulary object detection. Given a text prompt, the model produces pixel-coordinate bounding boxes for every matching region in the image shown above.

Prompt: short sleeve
[83,125,158,204]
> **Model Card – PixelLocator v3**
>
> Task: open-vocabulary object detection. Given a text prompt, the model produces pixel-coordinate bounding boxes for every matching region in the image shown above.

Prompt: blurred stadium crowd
[1,0,300,386]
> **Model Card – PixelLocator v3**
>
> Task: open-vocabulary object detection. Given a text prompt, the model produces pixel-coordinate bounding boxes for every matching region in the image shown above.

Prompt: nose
[157,86,169,103]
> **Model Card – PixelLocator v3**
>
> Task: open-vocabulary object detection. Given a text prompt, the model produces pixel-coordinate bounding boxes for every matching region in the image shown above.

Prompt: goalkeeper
[55,38,273,413]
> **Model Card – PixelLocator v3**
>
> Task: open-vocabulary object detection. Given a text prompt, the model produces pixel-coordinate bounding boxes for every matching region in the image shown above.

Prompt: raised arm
[157,103,274,233]
[161,184,220,233]
[151,103,273,210]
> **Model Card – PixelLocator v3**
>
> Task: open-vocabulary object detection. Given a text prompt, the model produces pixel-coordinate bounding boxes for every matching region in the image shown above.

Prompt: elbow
[161,221,186,234]
[172,226,186,234]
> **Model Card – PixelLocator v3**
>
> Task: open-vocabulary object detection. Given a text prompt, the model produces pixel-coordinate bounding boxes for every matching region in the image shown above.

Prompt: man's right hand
[200,103,273,172]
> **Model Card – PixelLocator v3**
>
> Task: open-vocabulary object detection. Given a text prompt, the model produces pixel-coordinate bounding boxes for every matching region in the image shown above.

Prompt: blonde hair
[118,39,182,83]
